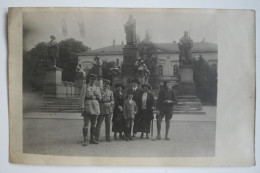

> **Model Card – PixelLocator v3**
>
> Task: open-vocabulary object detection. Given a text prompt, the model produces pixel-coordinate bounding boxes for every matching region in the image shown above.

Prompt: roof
[78,42,218,56]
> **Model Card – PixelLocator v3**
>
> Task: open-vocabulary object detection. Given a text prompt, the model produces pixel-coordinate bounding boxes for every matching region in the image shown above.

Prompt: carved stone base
[43,67,76,98]
[122,45,138,75]
[175,65,204,114]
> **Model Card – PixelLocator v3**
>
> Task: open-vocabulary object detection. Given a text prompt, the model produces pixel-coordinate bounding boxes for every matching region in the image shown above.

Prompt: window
[157,65,163,76]
[173,65,179,76]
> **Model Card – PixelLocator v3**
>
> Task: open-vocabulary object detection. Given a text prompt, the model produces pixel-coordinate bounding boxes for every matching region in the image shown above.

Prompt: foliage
[137,31,158,86]
[23,42,49,91]
[192,56,217,105]
[58,38,90,82]
[102,60,115,81]
[23,38,90,91]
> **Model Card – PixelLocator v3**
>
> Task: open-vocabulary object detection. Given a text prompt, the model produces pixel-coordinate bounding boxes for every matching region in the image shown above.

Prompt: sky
[23,8,218,51]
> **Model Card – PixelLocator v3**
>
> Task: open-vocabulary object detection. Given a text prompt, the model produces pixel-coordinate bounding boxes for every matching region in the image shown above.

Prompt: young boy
[123,91,138,141]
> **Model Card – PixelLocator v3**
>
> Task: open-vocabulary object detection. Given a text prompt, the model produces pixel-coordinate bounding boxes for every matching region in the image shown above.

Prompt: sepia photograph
[22,9,217,157]
[8,7,255,167]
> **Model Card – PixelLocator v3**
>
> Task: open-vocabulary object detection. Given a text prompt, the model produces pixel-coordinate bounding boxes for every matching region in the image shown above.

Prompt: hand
[118,106,123,111]
[93,91,98,96]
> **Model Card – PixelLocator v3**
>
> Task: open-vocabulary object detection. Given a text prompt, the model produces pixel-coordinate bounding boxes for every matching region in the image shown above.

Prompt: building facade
[77,41,218,86]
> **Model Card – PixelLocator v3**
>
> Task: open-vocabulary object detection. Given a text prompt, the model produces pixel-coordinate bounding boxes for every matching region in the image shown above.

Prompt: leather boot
[90,127,99,144]
[155,121,161,140]
[82,127,88,146]
[165,121,170,140]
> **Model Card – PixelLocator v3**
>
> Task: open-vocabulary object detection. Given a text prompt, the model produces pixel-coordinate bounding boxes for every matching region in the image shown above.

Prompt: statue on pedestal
[124,15,136,45]
[75,64,86,88]
[178,31,193,65]
[110,59,121,76]
[92,55,103,78]
[47,35,59,68]
[135,56,150,83]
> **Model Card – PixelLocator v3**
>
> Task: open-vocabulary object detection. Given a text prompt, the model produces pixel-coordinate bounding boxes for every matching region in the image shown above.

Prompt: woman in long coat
[139,83,155,139]
[112,83,125,139]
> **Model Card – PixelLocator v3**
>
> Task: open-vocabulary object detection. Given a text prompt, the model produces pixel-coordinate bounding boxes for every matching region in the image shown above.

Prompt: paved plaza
[23,106,216,157]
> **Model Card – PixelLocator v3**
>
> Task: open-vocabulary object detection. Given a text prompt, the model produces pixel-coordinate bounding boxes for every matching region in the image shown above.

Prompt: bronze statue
[178,31,193,65]
[47,35,59,67]
[92,55,103,78]
[124,15,136,45]
[110,59,121,76]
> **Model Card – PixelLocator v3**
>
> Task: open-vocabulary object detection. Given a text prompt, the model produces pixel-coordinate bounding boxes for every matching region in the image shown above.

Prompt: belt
[100,101,111,103]
[85,97,96,100]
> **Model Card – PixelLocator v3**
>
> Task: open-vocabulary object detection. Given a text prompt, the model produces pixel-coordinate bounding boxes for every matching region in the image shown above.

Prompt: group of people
[80,74,177,146]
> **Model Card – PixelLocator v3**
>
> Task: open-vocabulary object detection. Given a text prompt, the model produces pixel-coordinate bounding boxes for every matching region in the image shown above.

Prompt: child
[123,91,138,141]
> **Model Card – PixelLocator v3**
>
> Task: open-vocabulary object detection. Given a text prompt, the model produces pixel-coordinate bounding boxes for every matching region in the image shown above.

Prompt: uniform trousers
[96,114,111,141]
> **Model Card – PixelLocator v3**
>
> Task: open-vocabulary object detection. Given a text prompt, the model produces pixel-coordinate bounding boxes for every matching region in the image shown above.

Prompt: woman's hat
[89,74,98,80]
[115,83,125,89]
[131,78,140,84]
[142,83,152,90]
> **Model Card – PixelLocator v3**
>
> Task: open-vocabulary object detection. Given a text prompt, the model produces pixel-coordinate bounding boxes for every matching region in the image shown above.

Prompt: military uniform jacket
[123,99,138,119]
[100,89,114,115]
[80,83,101,115]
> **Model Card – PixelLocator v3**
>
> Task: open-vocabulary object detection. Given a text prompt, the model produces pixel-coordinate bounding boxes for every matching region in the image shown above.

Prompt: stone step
[173,111,206,115]
[29,108,82,113]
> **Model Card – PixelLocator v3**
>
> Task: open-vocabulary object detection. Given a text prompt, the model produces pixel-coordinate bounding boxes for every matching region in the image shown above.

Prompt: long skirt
[140,109,153,133]
[112,112,125,133]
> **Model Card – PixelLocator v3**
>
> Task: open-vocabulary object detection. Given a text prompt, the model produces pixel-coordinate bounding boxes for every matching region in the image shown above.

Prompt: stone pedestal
[96,78,103,89]
[43,67,76,98]
[122,45,138,75]
[178,65,196,95]
[175,65,204,114]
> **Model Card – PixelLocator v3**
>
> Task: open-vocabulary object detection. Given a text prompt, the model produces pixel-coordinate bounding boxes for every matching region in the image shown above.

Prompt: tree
[23,42,49,91]
[102,60,115,81]
[23,38,90,91]
[58,38,90,82]
[137,31,158,86]
[192,55,217,105]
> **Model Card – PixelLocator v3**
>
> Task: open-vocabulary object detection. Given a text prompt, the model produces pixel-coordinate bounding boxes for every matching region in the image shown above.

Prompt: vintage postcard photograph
[8,8,255,166]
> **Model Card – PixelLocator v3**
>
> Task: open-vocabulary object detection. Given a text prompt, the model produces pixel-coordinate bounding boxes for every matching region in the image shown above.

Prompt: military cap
[115,83,125,89]
[103,79,111,85]
[89,74,98,79]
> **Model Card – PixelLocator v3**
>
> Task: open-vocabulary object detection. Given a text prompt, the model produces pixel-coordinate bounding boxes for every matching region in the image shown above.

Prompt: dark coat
[113,91,125,116]
[157,88,177,113]
[134,91,155,133]
[112,91,125,133]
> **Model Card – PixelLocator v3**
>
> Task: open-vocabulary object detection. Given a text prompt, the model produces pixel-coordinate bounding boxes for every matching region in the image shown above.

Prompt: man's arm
[80,84,86,109]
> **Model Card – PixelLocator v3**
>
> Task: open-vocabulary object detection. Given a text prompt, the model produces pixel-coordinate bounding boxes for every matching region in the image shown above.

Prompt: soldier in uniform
[80,74,102,146]
[155,81,177,140]
[96,79,114,142]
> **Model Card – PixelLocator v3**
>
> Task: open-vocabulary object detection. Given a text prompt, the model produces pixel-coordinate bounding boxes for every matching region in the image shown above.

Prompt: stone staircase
[28,95,205,115]
[174,95,205,114]
[29,97,82,113]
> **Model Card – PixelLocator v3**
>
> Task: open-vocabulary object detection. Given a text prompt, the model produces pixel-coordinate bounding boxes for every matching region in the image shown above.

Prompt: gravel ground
[23,110,216,157]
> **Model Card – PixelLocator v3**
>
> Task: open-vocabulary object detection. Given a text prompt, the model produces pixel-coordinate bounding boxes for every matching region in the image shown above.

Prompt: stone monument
[90,55,103,88]
[176,31,203,113]
[112,15,147,88]
[43,35,75,97]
